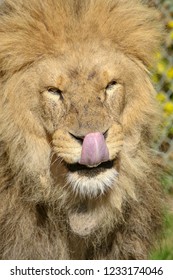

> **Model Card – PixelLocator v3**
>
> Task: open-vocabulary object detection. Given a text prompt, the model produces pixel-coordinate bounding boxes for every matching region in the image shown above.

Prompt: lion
[0,0,164,260]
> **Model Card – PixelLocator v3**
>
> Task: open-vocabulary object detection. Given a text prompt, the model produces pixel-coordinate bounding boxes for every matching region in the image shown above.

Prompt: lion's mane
[0,0,163,259]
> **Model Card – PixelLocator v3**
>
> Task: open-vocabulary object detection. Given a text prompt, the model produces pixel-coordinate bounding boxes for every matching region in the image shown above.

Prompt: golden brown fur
[0,0,163,259]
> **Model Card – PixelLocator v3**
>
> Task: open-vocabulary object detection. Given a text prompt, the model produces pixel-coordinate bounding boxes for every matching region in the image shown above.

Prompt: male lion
[0,0,163,259]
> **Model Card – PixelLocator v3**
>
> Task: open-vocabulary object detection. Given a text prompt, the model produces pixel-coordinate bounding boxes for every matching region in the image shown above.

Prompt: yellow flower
[155,52,162,60]
[167,67,173,79]
[152,74,159,83]
[167,20,173,29]
[157,92,166,103]
[164,102,173,115]
[170,31,173,40]
[157,61,167,74]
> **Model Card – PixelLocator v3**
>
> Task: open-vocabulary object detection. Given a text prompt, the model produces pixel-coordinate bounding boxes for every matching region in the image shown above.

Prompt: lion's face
[3,42,153,198]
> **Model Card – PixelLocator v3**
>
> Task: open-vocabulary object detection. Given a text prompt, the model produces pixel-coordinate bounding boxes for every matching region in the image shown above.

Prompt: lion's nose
[69,132,84,144]
[103,129,108,139]
[69,130,108,144]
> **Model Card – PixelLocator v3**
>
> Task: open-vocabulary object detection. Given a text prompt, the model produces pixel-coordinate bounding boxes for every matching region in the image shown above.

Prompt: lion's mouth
[65,158,119,197]
[66,160,114,177]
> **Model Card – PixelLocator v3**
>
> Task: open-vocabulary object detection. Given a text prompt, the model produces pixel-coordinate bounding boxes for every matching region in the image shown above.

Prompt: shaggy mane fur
[0,0,163,260]
[0,0,162,73]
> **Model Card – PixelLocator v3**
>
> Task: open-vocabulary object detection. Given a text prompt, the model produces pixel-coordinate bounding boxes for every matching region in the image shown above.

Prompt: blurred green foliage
[152,0,173,188]
[153,17,173,122]
[150,213,173,260]
[150,0,173,261]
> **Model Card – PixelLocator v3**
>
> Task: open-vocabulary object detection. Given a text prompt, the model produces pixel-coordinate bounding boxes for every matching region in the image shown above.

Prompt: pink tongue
[79,132,109,167]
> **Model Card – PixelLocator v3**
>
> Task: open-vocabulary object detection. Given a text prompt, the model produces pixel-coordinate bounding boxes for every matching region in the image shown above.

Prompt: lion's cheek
[53,147,81,164]
[106,137,123,160]
[105,124,124,160]
[53,130,82,164]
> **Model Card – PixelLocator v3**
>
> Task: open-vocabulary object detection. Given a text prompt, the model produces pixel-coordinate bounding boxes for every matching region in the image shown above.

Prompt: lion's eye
[106,80,117,90]
[105,80,118,96]
[47,87,63,98]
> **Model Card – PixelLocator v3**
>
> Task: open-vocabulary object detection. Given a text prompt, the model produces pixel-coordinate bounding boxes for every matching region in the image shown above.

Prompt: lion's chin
[66,161,118,197]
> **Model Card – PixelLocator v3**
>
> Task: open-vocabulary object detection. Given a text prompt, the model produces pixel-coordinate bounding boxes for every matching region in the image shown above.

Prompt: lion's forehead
[34,46,128,87]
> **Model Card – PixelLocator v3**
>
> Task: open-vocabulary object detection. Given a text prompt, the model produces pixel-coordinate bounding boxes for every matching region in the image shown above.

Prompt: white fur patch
[66,168,118,198]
